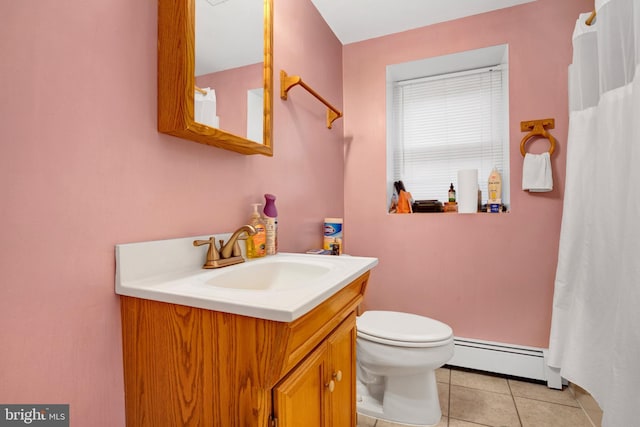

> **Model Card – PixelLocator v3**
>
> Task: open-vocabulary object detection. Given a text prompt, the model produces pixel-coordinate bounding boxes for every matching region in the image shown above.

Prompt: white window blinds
[390,66,508,204]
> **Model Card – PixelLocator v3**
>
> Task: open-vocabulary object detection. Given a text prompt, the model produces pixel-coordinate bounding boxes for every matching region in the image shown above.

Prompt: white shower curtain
[548,0,640,425]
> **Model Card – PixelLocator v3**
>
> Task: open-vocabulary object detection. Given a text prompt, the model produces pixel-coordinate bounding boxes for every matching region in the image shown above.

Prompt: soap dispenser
[246,204,266,258]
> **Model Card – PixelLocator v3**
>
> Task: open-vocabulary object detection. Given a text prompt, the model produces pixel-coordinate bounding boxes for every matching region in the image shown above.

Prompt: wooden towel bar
[280,70,343,129]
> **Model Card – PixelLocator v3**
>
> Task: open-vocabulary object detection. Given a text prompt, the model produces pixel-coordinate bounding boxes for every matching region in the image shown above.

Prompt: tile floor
[357,367,603,427]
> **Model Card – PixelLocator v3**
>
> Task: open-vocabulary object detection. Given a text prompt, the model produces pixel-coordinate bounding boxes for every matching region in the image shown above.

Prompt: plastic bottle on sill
[487,167,502,213]
[448,183,456,202]
[488,167,502,201]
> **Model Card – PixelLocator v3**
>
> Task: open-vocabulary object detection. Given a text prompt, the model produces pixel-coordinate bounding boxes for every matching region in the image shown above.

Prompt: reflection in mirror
[157,0,273,156]
[195,0,264,143]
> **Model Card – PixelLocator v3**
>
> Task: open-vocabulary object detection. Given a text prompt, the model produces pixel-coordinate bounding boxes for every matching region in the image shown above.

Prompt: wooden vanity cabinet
[120,271,369,427]
[273,315,356,427]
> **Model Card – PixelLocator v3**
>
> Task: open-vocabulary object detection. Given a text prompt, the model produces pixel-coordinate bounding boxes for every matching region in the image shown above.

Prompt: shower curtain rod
[586,9,596,25]
[194,85,207,95]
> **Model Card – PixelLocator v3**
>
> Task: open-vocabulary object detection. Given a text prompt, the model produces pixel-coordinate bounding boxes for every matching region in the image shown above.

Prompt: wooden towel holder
[520,118,556,157]
[280,70,343,129]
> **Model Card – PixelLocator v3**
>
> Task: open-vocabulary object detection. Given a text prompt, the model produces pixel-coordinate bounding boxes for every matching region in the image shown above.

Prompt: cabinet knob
[325,380,335,392]
[332,370,343,382]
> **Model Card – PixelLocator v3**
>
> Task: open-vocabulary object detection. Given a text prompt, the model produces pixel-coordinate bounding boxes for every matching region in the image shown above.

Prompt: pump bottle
[246,204,266,258]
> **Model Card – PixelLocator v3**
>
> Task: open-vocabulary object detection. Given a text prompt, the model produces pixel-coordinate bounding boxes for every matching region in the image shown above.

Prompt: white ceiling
[196,0,263,76]
[195,0,539,76]
[310,0,538,45]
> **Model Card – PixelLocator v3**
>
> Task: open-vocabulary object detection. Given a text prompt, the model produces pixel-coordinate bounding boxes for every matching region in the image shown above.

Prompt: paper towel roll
[457,169,479,213]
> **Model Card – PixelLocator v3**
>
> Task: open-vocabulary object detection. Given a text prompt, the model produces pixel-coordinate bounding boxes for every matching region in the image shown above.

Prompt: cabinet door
[273,343,329,427]
[327,316,357,427]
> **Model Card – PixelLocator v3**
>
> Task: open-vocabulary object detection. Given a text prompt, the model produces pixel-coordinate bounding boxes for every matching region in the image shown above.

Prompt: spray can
[263,194,278,255]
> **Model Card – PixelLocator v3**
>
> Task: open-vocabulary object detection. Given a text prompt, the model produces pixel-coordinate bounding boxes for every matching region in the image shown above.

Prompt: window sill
[390,203,510,214]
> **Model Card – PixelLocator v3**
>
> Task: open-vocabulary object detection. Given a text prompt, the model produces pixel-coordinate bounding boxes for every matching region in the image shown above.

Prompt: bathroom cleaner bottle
[263,194,278,255]
[246,204,266,258]
[323,218,343,255]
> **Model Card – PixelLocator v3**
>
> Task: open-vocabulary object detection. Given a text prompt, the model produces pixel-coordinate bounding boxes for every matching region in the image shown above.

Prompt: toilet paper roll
[457,169,479,213]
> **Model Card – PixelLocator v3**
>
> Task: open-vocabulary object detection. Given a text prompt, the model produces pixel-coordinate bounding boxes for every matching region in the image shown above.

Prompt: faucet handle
[193,237,221,268]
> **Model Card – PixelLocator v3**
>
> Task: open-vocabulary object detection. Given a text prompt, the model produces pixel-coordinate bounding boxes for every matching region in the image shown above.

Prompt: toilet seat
[357,311,453,348]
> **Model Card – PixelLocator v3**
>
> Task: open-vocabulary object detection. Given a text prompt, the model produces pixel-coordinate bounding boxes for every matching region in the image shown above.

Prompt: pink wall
[343,0,592,348]
[0,0,342,425]
[196,62,262,138]
[0,0,593,423]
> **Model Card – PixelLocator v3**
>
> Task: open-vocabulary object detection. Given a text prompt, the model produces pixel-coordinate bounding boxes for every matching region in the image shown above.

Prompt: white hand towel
[522,152,553,192]
[194,88,218,128]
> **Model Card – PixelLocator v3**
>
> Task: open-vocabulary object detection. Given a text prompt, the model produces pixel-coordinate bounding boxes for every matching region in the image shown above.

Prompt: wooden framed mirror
[158,0,273,156]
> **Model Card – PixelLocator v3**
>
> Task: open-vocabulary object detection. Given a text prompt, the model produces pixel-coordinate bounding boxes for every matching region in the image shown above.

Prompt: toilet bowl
[356,311,454,427]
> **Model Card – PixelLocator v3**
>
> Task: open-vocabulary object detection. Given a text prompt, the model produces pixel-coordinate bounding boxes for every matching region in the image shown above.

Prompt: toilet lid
[357,311,453,346]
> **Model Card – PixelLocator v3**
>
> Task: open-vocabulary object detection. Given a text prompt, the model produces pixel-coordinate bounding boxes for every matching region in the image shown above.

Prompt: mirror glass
[195,0,265,143]
[157,0,273,156]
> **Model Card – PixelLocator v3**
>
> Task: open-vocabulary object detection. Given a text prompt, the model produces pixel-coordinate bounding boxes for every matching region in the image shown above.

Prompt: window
[387,45,510,209]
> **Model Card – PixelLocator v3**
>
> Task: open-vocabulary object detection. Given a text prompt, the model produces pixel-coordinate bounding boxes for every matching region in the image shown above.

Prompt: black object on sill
[394,180,407,196]
[412,200,443,213]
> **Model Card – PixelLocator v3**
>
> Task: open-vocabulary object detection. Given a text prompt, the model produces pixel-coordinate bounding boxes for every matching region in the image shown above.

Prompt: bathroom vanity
[120,272,368,426]
[116,235,377,426]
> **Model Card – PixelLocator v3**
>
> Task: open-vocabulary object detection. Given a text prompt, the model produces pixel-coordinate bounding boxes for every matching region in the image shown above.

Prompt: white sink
[205,258,332,290]
[115,234,378,321]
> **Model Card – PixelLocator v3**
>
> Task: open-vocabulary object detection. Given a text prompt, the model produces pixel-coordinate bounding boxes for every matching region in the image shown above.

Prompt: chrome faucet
[193,225,257,269]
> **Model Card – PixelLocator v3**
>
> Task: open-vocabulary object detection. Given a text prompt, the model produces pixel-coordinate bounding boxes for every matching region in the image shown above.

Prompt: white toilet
[356,310,454,427]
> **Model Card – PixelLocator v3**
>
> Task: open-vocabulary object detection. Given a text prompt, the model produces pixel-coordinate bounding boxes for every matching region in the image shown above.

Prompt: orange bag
[397,190,413,213]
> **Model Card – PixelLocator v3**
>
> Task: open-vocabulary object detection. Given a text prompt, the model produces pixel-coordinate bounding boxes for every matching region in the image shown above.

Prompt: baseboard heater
[448,337,563,389]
